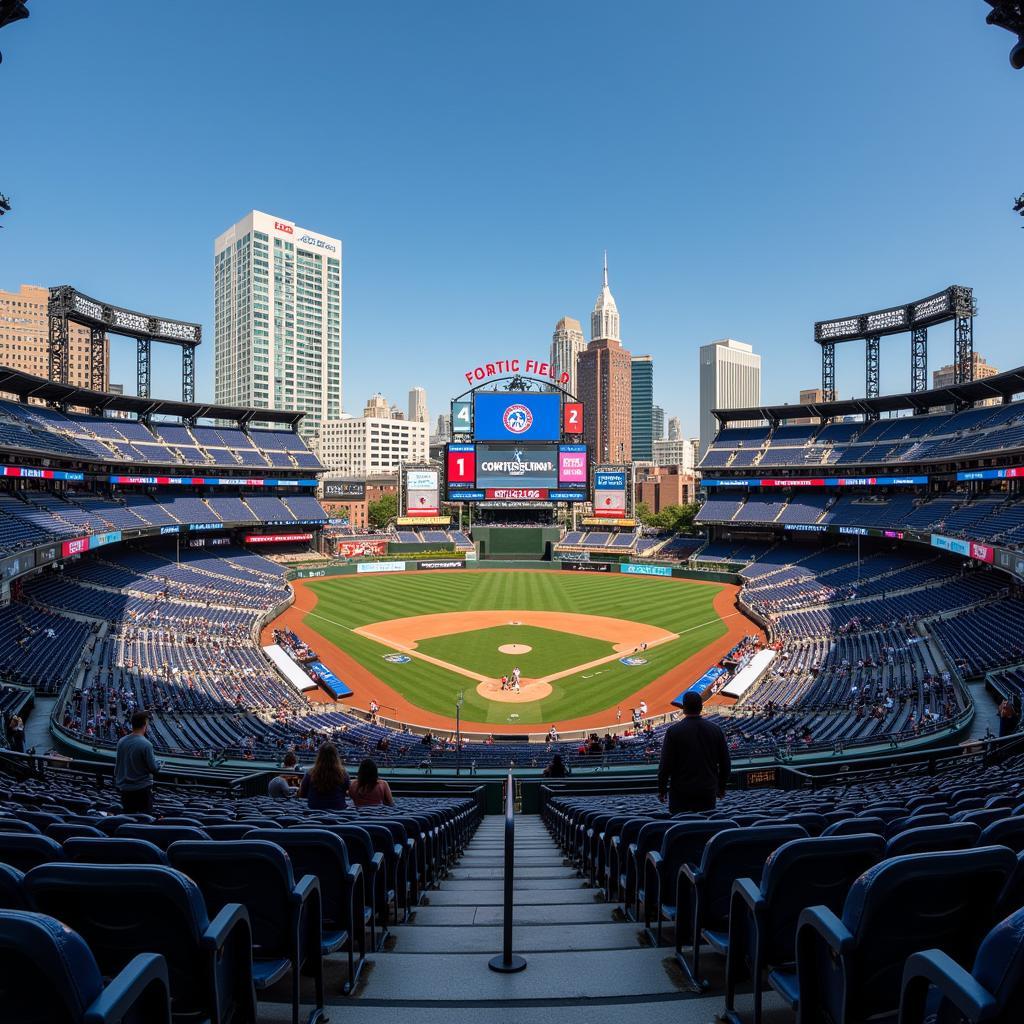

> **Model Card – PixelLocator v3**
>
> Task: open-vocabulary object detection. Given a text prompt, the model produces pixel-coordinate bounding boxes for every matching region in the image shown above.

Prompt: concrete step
[259,992,793,1023]
[412,902,617,926]
[360,947,686,1002]
[447,867,576,880]
[425,888,600,906]
[391,921,645,954]
[438,878,588,891]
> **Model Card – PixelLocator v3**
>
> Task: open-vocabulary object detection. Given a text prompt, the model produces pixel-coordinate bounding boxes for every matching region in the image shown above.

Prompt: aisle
[264,814,791,1023]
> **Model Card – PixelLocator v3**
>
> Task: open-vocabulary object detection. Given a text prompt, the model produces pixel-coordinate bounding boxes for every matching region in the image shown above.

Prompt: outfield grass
[416,624,614,678]
[301,571,727,726]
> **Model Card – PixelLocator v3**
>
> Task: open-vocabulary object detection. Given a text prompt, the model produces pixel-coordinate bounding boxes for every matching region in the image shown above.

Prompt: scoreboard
[446,443,588,502]
[447,387,589,505]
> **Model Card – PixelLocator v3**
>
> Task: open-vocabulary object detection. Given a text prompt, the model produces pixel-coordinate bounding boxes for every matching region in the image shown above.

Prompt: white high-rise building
[668,416,681,441]
[214,210,342,439]
[590,251,620,342]
[408,386,428,423]
[312,403,428,477]
[653,438,695,473]
[550,316,585,397]
[699,339,761,457]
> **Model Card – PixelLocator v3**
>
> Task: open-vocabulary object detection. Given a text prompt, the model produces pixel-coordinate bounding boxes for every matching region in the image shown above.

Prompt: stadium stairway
[260,814,794,1023]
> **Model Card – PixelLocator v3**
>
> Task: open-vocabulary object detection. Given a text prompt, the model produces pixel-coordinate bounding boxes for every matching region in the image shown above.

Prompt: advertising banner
[485,487,548,500]
[620,563,672,577]
[931,534,971,557]
[558,445,588,484]
[418,559,465,570]
[160,525,181,535]
[970,541,995,564]
[473,391,561,442]
[34,544,59,567]
[336,539,388,559]
[957,466,1024,482]
[703,475,929,488]
[323,480,366,501]
[356,560,407,573]
[307,661,353,699]
[244,533,314,544]
[0,553,30,580]
[405,468,440,516]
[561,561,611,572]
[61,537,90,557]
[1,464,84,481]
[88,531,122,550]
[593,469,628,518]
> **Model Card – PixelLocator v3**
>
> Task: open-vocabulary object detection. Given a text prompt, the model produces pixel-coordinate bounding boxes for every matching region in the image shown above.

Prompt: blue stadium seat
[64,837,169,866]
[317,823,385,950]
[116,824,210,849]
[641,820,736,947]
[0,909,171,1024]
[899,907,1024,1024]
[980,816,1024,853]
[795,847,1017,1024]
[884,822,981,858]
[0,818,42,834]
[167,839,325,1024]
[22,863,256,1024]
[721,834,885,1024]
[247,827,366,992]
[44,823,106,843]
[0,832,64,871]
[356,821,405,926]
[626,820,677,920]
[821,816,886,837]
[678,823,808,986]
[0,864,28,910]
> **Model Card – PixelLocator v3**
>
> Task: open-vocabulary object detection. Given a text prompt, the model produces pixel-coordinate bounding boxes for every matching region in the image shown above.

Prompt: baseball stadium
[5,6,1024,1024]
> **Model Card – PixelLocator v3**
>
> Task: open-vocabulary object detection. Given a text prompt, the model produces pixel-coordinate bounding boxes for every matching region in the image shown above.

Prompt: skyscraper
[214,210,341,438]
[651,404,665,443]
[550,316,585,397]
[699,339,761,457]
[408,386,428,423]
[578,255,632,464]
[667,415,681,441]
[631,355,654,462]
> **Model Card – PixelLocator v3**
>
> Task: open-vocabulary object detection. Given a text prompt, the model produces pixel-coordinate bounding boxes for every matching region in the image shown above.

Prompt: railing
[488,769,527,973]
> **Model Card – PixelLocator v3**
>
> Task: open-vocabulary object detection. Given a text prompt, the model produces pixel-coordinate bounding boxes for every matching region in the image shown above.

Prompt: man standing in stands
[114,710,162,813]
[657,692,731,813]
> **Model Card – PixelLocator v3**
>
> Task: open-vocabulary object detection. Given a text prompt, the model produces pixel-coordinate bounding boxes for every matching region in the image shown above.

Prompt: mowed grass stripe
[301,572,728,724]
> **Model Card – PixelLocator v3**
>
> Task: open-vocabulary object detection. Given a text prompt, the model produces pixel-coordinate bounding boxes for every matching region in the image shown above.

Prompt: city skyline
[0,2,1021,440]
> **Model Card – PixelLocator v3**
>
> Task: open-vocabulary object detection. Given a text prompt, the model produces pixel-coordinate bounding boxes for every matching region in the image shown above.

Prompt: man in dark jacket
[657,692,731,813]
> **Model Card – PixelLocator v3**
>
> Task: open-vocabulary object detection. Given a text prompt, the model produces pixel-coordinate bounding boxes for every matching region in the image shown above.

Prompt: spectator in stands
[657,691,730,813]
[543,753,569,777]
[349,758,395,807]
[6,714,25,753]
[114,710,162,813]
[298,741,350,810]
[268,752,300,799]
[999,696,1020,737]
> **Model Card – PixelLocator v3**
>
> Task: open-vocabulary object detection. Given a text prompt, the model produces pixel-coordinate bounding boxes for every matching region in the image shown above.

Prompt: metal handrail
[488,769,527,973]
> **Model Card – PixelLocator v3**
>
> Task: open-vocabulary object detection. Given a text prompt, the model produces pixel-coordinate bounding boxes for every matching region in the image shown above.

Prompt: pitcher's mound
[477,678,552,703]
[498,643,532,655]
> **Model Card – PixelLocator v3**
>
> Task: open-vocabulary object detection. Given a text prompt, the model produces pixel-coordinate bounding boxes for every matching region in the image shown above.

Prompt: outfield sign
[357,561,407,573]
[620,563,672,577]
[561,561,611,572]
[418,559,465,570]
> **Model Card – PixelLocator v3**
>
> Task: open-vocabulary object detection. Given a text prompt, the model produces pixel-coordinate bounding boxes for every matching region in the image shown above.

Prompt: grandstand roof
[0,366,304,427]
[713,363,1024,425]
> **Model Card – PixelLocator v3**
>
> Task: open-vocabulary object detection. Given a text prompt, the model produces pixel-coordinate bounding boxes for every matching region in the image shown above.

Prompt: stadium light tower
[0,1,30,64]
[984,2,1024,68]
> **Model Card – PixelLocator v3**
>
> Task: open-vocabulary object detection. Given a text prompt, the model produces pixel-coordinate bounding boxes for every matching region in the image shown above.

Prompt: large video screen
[445,442,588,501]
[473,391,561,442]
[404,468,440,516]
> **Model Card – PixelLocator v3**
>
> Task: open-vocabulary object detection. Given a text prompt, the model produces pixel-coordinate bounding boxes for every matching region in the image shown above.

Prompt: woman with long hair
[349,758,395,808]
[298,742,350,810]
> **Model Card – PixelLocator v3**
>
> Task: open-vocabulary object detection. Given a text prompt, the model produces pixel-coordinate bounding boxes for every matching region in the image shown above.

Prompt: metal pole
[488,769,527,972]
[456,690,463,777]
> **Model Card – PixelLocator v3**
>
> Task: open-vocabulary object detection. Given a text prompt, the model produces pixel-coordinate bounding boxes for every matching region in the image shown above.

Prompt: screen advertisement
[593,469,628,518]
[558,445,588,484]
[476,443,558,490]
[323,480,366,501]
[473,391,561,442]
[405,468,440,516]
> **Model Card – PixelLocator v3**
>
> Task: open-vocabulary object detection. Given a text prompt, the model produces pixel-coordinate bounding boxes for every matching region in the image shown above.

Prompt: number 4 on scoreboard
[563,402,584,435]
[452,401,472,434]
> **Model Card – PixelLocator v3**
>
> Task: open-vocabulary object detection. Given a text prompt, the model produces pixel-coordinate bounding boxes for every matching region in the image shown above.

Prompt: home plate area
[353,609,675,704]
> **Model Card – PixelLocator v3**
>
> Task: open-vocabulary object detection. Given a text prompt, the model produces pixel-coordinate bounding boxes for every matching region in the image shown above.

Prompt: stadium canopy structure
[0,365,304,427]
[712,362,1024,427]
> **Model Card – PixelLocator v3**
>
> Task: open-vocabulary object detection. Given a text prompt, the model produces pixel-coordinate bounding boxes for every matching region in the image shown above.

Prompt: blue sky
[0,1,1020,437]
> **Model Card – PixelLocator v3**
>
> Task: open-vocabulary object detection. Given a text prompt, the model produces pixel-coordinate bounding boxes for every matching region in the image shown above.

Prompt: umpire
[657,691,731,813]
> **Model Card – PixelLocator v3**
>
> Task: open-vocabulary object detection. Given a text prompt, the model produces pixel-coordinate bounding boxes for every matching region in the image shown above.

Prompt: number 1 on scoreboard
[447,445,476,484]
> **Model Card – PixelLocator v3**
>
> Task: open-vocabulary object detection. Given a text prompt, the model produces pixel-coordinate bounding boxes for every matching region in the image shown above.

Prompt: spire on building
[591,251,620,342]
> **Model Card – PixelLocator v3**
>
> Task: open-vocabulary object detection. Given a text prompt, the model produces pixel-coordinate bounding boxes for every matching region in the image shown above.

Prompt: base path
[263,573,762,734]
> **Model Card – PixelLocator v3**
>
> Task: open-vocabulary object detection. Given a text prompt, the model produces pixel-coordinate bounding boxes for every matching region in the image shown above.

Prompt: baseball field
[270,570,751,729]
